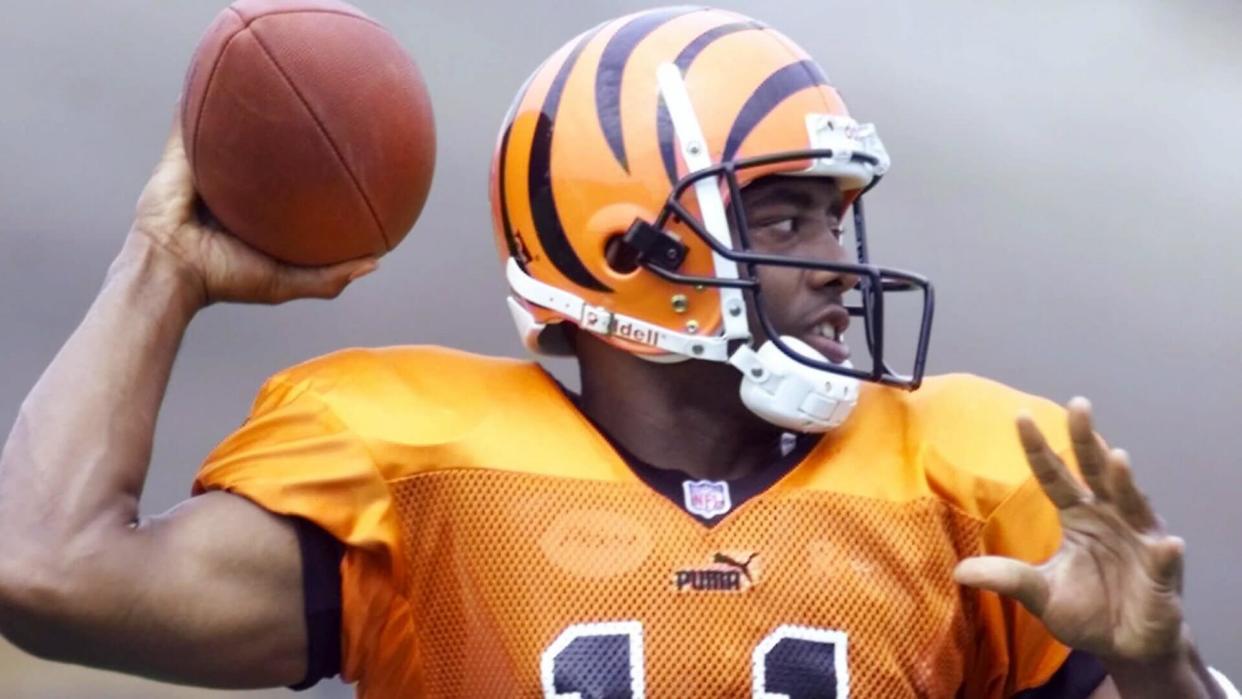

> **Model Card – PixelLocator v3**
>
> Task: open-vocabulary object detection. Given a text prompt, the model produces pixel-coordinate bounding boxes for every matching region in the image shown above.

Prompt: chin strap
[508,256,860,432]
[730,337,859,433]
[506,259,731,362]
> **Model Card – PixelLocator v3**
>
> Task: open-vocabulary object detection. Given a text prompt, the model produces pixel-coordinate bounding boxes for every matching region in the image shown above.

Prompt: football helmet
[489,7,934,432]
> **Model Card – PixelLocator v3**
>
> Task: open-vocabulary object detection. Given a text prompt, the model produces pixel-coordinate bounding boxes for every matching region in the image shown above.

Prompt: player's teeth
[817,324,834,339]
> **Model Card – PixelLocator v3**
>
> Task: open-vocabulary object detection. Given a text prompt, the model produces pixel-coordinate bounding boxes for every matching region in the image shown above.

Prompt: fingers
[1067,397,1111,502]
[266,257,379,304]
[1062,398,1163,534]
[163,128,197,214]
[136,115,197,223]
[160,116,187,162]
[1017,412,1089,510]
[954,556,1050,616]
[1107,449,1160,532]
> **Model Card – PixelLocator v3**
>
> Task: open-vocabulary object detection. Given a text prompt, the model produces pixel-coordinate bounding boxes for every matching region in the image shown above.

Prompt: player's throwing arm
[0,1,432,686]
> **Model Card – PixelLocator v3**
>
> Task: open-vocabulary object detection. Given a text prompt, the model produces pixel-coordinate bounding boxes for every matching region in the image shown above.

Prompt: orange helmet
[490,7,934,430]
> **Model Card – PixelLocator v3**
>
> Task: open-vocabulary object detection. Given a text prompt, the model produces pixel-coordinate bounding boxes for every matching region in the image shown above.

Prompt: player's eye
[751,217,796,236]
[766,218,795,234]
[747,217,800,252]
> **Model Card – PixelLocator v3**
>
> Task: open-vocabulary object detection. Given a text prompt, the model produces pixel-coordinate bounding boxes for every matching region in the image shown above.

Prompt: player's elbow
[0,553,79,658]
[0,529,118,661]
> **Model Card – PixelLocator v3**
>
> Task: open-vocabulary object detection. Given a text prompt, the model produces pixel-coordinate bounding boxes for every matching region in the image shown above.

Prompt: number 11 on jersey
[541,622,848,698]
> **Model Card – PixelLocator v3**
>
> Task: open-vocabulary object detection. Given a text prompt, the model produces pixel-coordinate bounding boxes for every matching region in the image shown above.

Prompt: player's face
[737,176,858,364]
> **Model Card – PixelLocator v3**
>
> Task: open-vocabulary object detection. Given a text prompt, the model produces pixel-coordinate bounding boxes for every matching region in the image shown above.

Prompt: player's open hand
[127,122,378,307]
[953,398,1188,662]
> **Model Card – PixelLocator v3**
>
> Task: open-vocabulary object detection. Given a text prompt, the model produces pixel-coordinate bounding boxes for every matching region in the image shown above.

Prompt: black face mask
[619,148,936,391]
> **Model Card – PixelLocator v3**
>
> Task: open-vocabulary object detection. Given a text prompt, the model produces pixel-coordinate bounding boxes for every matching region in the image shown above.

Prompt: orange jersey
[194,346,1087,698]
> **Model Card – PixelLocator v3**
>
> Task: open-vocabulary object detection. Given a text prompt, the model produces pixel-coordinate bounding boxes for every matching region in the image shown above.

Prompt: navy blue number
[542,622,645,699]
[542,623,845,698]
[753,626,848,698]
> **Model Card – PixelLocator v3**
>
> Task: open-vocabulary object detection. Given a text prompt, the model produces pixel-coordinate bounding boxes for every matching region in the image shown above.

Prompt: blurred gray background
[2,0,1239,696]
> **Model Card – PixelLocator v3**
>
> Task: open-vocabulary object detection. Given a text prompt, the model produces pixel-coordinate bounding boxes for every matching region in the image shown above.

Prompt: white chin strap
[730,336,859,433]
[506,261,859,434]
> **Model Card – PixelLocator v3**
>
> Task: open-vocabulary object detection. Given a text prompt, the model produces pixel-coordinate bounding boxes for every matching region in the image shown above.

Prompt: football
[181,0,435,266]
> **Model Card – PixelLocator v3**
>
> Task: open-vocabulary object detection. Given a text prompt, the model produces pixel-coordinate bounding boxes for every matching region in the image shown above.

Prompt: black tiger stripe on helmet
[515,9,769,294]
[595,6,703,174]
[525,24,611,292]
[658,19,766,185]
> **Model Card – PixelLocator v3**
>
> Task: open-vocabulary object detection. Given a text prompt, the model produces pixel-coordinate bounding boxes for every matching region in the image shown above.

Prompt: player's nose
[804,231,859,293]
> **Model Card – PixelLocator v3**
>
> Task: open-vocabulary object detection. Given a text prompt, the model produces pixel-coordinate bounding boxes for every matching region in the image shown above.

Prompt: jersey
[193,345,1091,698]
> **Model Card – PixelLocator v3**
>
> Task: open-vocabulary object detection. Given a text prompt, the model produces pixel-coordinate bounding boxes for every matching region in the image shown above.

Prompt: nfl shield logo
[682,480,733,519]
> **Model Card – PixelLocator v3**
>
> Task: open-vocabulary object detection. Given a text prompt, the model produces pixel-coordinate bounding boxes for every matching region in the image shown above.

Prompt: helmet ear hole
[604,234,641,275]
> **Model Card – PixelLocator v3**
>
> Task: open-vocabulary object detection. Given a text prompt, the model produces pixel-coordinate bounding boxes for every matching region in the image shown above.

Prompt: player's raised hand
[127,122,378,308]
[953,398,1189,661]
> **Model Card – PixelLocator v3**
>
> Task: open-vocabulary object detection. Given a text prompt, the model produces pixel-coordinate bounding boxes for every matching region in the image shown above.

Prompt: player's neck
[574,335,785,482]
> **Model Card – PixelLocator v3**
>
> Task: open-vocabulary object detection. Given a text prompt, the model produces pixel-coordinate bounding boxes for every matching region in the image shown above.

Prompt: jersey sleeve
[910,375,1107,698]
[192,372,408,685]
[963,475,1106,698]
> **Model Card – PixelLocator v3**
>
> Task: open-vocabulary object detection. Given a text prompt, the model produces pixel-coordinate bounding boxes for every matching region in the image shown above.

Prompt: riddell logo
[615,321,663,347]
[674,551,760,593]
[585,311,665,348]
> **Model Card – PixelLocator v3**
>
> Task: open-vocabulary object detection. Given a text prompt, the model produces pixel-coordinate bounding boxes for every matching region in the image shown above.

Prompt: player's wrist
[112,232,209,316]
[1100,626,1218,699]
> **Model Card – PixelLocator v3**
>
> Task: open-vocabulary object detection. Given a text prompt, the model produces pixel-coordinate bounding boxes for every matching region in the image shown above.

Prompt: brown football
[181,0,435,266]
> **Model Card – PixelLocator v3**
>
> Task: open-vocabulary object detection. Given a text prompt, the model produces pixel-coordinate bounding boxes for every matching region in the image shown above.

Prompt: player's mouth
[801,306,851,364]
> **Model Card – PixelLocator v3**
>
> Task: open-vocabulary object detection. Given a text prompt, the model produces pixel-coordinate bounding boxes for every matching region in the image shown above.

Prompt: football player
[0,7,1234,698]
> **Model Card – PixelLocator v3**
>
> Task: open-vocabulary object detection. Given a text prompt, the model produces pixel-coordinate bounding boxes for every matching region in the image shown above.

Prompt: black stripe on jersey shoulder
[595,6,702,173]
[287,518,344,692]
[528,25,612,292]
[1012,651,1107,699]
[722,59,829,164]
[656,20,766,185]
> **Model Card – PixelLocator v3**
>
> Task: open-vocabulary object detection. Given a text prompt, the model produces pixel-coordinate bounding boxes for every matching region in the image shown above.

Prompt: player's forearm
[0,234,202,594]
[1101,635,1225,699]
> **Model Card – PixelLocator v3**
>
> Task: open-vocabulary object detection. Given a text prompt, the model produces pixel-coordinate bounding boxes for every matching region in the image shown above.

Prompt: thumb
[1150,536,1185,594]
[133,118,199,232]
[268,257,380,303]
[954,556,1050,616]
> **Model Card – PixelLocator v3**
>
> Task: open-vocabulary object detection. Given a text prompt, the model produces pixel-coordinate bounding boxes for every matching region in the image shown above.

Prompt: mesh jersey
[194,346,1082,698]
